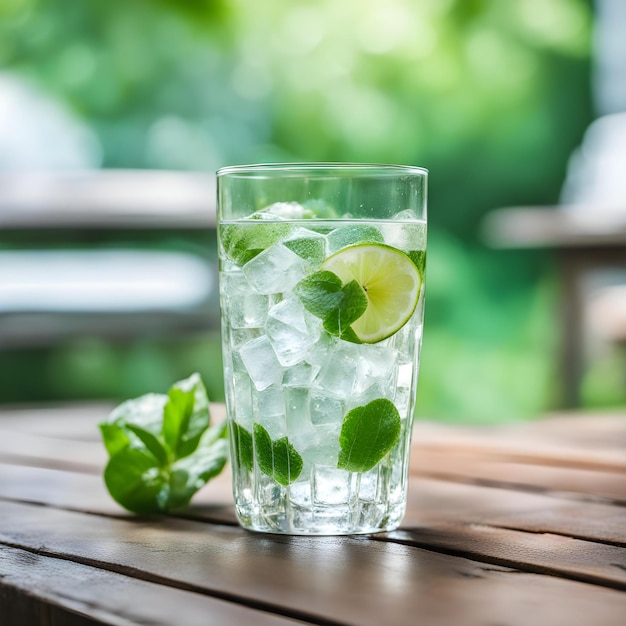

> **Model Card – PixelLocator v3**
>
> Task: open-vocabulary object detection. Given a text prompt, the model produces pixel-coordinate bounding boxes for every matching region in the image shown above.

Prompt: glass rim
[217,162,428,178]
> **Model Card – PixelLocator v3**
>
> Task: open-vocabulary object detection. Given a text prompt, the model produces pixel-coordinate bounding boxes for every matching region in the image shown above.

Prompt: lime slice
[321,243,421,343]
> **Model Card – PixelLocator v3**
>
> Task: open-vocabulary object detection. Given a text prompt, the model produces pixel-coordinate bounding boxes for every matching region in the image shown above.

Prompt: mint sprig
[337,398,401,473]
[99,373,228,514]
[294,270,367,343]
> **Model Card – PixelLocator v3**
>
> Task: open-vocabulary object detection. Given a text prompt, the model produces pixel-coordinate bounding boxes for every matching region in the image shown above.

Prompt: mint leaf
[126,424,168,467]
[167,422,229,510]
[253,423,273,475]
[220,223,292,265]
[294,271,367,343]
[232,422,254,471]
[271,436,304,486]
[163,373,210,459]
[103,393,166,456]
[337,398,401,473]
[408,250,426,277]
[103,447,169,515]
[294,271,344,318]
[253,424,303,486]
[99,373,228,514]
[321,279,368,338]
[327,224,383,252]
[283,236,325,263]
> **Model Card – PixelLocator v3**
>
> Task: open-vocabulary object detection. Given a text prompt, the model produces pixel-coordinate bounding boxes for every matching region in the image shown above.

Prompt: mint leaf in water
[327,224,384,252]
[321,279,368,339]
[295,270,343,317]
[337,398,402,473]
[220,222,292,265]
[232,422,254,471]
[283,236,325,263]
[294,270,367,342]
[408,250,426,277]
[99,373,228,514]
[253,424,303,486]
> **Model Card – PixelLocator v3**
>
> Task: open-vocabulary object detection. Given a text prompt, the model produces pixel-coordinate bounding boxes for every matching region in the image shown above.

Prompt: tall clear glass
[217,163,427,535]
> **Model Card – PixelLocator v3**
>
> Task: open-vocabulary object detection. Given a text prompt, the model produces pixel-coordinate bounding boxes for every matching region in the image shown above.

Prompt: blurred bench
[483,206,626,408]
[0,170,219,348]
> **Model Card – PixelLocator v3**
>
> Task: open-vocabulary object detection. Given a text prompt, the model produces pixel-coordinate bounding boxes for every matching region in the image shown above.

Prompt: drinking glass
[217,163,427,534]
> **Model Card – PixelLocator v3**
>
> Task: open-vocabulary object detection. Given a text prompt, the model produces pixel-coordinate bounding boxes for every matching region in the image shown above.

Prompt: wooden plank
[403,477,626,545]
[0,545,307,626]
[411,450,626,504]
[411,419,626,473]
[386,524,626,590]
[0,428,105,473]
[486,504,626,548]
[0,403,113,440]
[1,501,626,626]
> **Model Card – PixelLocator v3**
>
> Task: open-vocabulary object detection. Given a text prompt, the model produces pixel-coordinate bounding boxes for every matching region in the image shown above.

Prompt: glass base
[232,462,408,535]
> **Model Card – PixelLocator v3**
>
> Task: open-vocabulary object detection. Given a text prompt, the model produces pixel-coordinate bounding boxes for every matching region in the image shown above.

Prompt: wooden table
[482,206,626,408]
[1,404,625,625]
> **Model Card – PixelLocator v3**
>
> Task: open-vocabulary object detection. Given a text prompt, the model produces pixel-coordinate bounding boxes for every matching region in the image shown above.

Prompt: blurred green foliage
[2,0,622,419]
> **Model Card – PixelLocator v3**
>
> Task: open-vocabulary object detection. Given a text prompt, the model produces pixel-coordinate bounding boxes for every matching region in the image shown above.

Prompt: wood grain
[386,524,626,590]
[1,500,626,626]
[0,545,308,626]
[2,406,625,625]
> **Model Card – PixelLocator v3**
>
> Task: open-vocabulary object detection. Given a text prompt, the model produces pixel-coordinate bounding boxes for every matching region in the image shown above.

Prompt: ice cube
[313,343,361,398]
[267,298,319,366]
[284,387,312,435]
[222,272,270,328]
[305,333,337,368]
[257,201,307,220]
[220,270,248,297]
[357,469,380,502]
[282,227,327,264]
[397,362,414,389]
[391,322,417,360]
[230,371,253,429]
[283,362,317,387]
[288,475,312,509]
[351,344,398,395]
[252,385,285,417]
[394,385,413,417]
[242,244,307,295]
[313,466,356,505]
[352,378,396,407]
[238,336,284,391]
[380,219,426,251]
[309,392,345,426]
[394,362,415,417]
[358,344,397,380]
[268,297,308,334]
[228,328,262,351]
[253,386,287,439]
[295,423,341,471]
